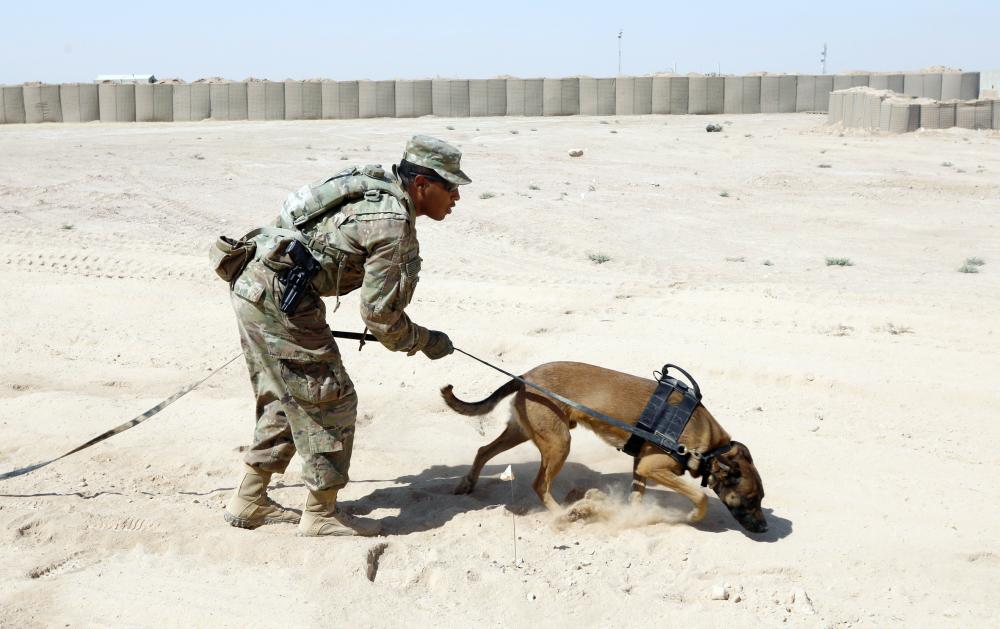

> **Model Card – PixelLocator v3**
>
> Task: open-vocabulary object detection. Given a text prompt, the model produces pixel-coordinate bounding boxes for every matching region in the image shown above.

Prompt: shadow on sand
[340,461,792,541]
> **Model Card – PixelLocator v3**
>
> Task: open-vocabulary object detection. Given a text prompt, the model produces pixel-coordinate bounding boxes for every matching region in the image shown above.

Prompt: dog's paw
[686,496,708,523]
[453,477,476,495]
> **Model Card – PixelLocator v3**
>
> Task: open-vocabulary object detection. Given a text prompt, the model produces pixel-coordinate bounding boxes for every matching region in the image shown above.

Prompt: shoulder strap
[242,226,309,244]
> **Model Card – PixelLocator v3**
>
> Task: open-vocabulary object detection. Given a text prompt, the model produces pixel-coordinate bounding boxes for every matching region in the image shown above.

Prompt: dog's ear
[730,441,753,464]
[714,455,742,484]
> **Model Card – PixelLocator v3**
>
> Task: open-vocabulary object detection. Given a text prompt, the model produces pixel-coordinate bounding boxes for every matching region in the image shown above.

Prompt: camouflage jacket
[254,168,428,354]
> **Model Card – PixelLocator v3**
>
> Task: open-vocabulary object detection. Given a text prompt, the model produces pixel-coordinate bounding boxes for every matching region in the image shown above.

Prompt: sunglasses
[421,173,456,193]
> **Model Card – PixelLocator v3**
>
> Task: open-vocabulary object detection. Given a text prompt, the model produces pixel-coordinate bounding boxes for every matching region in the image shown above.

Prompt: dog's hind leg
[636,455,708,523]
[523,396,572,512]
[454,420,529,495]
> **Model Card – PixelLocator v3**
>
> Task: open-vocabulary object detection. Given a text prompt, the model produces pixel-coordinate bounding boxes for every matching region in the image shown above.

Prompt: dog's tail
[440,379,521,416]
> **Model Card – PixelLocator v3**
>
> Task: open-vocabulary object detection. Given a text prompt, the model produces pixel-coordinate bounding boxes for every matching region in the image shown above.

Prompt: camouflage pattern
[232,163,433,490]
[402,134,472,186]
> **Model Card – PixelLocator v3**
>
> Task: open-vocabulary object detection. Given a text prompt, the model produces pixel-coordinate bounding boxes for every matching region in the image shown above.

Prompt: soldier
[222,135,470,536]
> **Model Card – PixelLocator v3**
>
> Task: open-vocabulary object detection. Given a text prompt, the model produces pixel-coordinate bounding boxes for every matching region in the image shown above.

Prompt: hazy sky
[2,0,996,84]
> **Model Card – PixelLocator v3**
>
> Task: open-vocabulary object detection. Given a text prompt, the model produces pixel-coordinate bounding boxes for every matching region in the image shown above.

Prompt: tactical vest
[276,164,408,230]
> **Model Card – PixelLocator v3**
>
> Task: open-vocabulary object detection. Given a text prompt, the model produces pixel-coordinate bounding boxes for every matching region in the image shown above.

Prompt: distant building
[95,74,156,84]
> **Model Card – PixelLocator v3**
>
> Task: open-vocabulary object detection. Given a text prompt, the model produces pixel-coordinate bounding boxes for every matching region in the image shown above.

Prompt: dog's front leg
[636,455,707,523]
[629,457,647,505]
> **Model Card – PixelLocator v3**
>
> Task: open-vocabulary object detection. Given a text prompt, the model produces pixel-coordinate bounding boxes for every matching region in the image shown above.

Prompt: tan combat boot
[297,488,381,537]
[224,464,300,529]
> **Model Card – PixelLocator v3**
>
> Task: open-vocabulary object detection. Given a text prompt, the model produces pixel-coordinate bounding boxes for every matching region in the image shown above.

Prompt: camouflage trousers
[230,258,358,491]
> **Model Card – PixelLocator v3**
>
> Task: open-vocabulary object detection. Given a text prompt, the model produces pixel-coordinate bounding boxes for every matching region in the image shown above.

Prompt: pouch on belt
[210,235,258,283]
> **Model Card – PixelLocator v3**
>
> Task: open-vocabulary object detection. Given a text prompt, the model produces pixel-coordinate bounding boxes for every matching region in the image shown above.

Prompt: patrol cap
[402,134,471,186]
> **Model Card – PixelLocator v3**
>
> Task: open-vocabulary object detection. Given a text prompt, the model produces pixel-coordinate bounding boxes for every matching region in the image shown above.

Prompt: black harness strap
[622,364,702,464]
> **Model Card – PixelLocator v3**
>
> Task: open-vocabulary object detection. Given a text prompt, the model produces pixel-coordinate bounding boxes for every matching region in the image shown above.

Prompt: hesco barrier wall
[98,84,136,122]
[827,86,997,132]
[284,81,322,120]
[469,79,506,116]
[23,85,63,123]
[579,78,615,115]
[247,81,285,120]
[432,80,469,117]
[60,83,99,122]
[136,84,173,122]
[210,83,248,120]
[505,79,543,116]
[2,86,26,123]
[543,78,580,116]
[172,84,211,121]
[395,80,433,118]
[2,72,991,125]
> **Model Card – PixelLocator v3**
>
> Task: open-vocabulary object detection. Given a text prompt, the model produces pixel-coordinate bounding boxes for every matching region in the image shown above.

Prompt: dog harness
[621,364,733,487]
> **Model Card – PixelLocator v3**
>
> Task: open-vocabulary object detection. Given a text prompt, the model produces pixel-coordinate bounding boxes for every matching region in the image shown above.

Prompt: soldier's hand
[422,330,454,360]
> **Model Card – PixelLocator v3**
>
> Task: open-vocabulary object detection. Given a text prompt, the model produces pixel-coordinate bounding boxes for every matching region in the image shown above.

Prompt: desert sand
[0,114,998,627]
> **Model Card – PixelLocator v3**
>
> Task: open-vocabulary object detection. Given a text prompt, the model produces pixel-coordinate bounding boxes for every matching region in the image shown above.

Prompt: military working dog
[442,361,767,533]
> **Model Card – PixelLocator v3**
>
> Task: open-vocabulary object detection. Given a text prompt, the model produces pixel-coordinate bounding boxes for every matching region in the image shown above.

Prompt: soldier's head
[397,135,470,221]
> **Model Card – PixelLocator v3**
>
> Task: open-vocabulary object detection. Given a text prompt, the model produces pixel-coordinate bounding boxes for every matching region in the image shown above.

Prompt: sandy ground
[0,114,998,628]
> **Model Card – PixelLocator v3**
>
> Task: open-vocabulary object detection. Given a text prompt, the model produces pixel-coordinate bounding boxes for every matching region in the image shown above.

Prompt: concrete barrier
[23,84,63,123]
[994,100,1000,130]
[136,83,174,122]
[247,81,285,120]
[1,86,25,124]
[321,81,359,119]
[579,78,616,115]
[60,83,99,122]
[395,80,433,118]
[688,76,723,114]
[614,76,651,115]
[99,84,136,122]
[210,83,248,120]
[172,84,211,121]
[956,100,993,129]
[284,81,322,120]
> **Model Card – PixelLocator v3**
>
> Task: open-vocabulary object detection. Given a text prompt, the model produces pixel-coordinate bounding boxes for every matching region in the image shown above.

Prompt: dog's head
[706,441,767,533]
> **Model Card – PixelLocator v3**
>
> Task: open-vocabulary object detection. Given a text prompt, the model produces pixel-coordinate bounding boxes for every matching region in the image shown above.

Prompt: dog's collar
[692,442,736,487]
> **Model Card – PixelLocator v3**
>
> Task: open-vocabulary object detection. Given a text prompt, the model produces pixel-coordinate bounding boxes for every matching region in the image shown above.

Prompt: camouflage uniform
[230,136,469,491]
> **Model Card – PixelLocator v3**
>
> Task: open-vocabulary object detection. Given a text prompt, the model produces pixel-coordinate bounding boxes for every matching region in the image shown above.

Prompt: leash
[0,330,379,482]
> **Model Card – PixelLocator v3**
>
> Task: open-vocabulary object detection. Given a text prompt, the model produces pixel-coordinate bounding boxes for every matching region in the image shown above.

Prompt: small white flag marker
[500,464,515,481]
